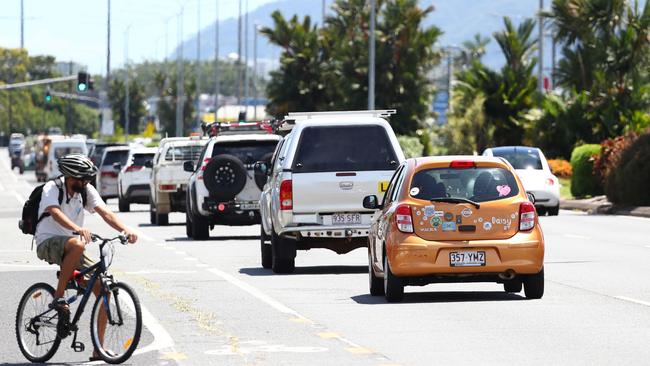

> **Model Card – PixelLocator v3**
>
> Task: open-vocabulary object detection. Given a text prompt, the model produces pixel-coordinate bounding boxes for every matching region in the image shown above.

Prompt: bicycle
[15,232,142,364]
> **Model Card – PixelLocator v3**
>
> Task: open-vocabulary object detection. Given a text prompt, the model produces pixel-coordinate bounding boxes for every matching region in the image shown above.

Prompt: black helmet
[57,154,98,179]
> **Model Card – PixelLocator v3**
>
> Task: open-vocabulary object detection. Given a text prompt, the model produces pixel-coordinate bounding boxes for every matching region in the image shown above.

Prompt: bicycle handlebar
[72,231,128,245]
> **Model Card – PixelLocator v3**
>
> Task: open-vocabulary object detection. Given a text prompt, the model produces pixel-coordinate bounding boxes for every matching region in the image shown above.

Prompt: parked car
[259,110,405,273]
[90,143,127,167]
[149,136,208,225]
[9,133,25,157]
[185,122,281,239]
[482,146,560,215]
[363,156,545,302]
[116,147,157,212]
[96,146,131,202]
[45,139,88,179]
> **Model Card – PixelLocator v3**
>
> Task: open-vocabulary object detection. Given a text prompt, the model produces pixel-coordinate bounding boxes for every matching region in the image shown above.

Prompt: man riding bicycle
[34,154,138,360]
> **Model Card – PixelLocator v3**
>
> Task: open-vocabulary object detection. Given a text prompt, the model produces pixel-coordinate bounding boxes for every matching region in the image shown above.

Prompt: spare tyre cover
[203,154,247,201]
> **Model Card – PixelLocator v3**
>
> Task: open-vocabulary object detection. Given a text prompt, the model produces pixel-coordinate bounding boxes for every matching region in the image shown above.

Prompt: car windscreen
[292,125,398,172]
[211,140,278,164]
[164,144,204,162]
[54,147,84,159]
[410,167,520,203]
[102,150,129,166]
[131,153,154,166]
[490,148,542,170]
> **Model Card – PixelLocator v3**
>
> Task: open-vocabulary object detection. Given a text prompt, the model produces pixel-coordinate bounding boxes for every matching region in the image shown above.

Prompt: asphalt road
[1,149,649,365]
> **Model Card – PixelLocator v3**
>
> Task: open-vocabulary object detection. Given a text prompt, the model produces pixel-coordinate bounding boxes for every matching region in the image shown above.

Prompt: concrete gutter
[560,195,650,218]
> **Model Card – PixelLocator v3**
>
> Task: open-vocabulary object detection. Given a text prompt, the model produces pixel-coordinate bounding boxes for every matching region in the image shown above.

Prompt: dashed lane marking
[159,352,188,360]
[615,296,650,307]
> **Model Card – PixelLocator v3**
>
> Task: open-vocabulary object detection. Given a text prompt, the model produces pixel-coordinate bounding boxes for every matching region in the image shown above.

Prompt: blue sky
[0,0,280,74]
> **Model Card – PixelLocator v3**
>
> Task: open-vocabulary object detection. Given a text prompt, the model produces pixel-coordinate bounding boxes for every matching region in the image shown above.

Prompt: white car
[45,139,88,179]
[96,146,131,201]
[483,146,560,215]
[259,110,405,273]
[185,123,281,239]
[149,136,209,225]
[117,147,157,212]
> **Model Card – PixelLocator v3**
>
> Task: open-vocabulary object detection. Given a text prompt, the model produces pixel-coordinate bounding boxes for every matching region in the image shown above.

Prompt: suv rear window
[490,147,542,170]
[54,147,84,159]
[410,167,519,203]
[131,153,154,166]
[165,145,203,161]
[102,150,129,166]
[211,140,278,164]
[292,125,397,172]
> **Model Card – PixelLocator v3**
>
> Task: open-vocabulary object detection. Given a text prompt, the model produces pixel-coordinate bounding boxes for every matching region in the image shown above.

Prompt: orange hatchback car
[363,156,545,302]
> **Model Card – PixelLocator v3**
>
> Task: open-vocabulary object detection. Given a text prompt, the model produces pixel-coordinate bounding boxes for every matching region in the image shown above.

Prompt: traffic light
[45,90,52,103]
[77,71,89,92]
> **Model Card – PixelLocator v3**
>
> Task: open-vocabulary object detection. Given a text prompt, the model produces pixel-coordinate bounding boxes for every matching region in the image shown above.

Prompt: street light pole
[176,5,186,137]
[124,25,131,143]
[253,23,258,120]
[538,0,544,93]
[244,0,249,119]
[368,0,376,110]
[20,0,24,49]
[196,0,201,128]
[214,0,220,119]
[237,0,242,105]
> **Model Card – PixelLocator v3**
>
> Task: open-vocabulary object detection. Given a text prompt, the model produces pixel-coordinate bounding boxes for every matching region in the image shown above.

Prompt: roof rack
[283,109,396,121]
[201,121,274,137]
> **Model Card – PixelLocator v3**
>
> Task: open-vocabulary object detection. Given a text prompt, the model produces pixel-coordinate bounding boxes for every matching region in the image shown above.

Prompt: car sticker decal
[444,212,454,221]
[461,208,473,217]
[410,187,420,196]
[424,205,435,217]
[496,185,511,197]
[434,210,444,217]
[431,217,441,227]
[442,222,456,232]
[491,217,512,227]
[483,221,492,231]
[415,210,421,216]
[456,215,462,224]
[478,217,484,223]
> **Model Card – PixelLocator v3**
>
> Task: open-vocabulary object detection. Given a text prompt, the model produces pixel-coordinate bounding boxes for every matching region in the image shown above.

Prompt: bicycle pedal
[71,341,85,352]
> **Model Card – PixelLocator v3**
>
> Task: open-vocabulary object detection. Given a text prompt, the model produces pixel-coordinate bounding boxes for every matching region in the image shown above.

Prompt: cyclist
[34,154,138,360]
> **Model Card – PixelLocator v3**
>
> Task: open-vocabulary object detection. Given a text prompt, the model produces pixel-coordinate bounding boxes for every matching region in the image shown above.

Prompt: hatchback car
[97,146,131,202]
[364,156,545,302]
[483,146,560,215]
[117,147,157,212]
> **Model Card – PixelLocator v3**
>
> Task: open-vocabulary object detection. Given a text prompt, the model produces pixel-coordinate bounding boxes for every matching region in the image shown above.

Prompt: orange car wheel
[368,249,384,296]
[523,267,544,299]
[383,253,404,303]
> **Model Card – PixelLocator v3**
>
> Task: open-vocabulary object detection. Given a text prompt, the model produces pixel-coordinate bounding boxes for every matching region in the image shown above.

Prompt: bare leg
[92,281,109,357]
[55,237,84,299]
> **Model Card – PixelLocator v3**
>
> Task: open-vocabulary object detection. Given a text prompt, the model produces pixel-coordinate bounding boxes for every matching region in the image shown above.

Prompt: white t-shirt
[35,177,105,246]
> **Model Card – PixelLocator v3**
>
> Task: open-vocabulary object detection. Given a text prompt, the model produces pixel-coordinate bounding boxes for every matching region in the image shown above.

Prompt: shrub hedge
[570,144,602,198]
[605,132,650,205]
[547,159,572,178]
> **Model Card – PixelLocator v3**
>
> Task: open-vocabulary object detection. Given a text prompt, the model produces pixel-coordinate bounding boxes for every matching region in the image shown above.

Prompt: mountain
[175,0,541,69]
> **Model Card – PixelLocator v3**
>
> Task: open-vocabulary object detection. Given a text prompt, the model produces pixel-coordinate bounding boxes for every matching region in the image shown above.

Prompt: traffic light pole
[0,75,77,90]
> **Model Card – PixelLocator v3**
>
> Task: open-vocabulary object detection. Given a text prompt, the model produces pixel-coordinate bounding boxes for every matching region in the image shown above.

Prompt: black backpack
[19,177,87,235]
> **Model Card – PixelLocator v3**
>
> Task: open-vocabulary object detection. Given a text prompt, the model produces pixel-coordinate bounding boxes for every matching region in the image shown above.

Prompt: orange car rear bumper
[388,229,544,277]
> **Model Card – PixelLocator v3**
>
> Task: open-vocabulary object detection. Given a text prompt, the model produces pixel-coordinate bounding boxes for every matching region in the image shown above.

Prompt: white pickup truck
[148,136,208,225]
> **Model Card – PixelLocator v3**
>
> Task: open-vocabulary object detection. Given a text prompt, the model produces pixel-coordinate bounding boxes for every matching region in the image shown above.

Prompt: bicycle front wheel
[15,282,62,363]
[90,282,142,364]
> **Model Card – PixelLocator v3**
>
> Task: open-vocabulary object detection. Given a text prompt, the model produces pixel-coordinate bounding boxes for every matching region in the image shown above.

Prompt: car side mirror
[363,195,382,210]
[183,160,194,172]
[144,160,153,168]
[112,162,121,171]
[527,192,536,204]
[254,161,271,176]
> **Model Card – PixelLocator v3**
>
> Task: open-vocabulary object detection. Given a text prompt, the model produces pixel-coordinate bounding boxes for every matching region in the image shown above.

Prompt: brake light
[125,165,143,172]
[394,204,414,233]
[200,158,211,171]
[545,177,555,186]
[101,171,118,178]
[519,202,536,231]
[159,184,177,191]
[280,180,293,210]
[450,160,476,169]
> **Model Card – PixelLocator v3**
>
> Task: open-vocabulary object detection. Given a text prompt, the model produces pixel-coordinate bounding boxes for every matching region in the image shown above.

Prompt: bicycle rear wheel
[90,282,142,364]
[15,283,62,363]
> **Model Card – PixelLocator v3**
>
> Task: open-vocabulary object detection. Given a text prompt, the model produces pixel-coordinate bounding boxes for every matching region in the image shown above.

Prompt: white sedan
[483,146,560,215]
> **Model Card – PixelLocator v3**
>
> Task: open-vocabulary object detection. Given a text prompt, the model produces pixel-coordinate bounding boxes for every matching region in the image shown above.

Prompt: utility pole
[20,0,24,48]
[214,0,220,119]
[67,62,72,134]
[106,0,111,88]
[196,0,201,128]
[253,24,258,120]
[237,0,242,105]
[368,0,376,110]
[176,7,185,137]
[322,0,326,26]
[124,25,131,143]
[244,0,249,119]
[538,0,544,93]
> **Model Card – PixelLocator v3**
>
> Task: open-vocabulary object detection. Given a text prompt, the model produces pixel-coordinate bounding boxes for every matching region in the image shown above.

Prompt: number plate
[241,203,260,210]
[449,251,486,267]
[332,213,362,225]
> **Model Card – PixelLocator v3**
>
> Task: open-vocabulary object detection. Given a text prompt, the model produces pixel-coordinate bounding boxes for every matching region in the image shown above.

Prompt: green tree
[152,70,197,136]
[108,76,147,135]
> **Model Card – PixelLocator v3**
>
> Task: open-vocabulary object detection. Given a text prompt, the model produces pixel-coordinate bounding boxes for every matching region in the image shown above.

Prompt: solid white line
[615,296,650,307]
[132,302,175,356]
[206,267,310,321]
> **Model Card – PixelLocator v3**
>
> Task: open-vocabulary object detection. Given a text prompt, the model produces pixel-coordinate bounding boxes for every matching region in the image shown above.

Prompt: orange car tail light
[450,160,476,169]
[519,202,536,231]
[280,180,293,210]
[395,204,414,233]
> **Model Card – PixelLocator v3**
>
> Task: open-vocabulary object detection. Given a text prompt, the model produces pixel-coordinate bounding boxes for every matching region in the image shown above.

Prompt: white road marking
[132,303,176,356]
[130,228,155,242]
[614,215,650,222]
[615,296,650,307]
[563,234,590,240]
[125,270,197,275]
[206,267,310,321]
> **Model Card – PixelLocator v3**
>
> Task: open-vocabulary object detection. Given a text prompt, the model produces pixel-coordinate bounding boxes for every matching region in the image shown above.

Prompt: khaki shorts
[37,236,96,272]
